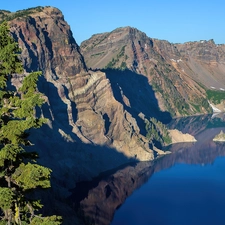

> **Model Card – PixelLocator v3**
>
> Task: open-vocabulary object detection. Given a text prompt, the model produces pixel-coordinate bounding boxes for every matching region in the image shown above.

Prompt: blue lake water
[72,114,225,225]
[111,157,225,225]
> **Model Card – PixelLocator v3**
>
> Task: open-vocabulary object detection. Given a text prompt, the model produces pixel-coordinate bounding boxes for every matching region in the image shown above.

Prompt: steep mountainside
[81,27,225,116]
[2,7,160,192]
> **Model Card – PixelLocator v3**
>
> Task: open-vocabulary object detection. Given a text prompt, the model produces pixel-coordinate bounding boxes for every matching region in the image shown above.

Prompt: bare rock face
[169,129,197,144]
[176,40,225,89]
[80,27,225,116]
[5,7,154,191]
[213,130,225,142]
[8,7,87,78]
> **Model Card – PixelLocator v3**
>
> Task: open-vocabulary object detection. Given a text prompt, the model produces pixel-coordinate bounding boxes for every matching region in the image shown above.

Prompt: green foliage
[0,7,44,22]
[120,61,127,70]
[0,144,24,167]
[105,57,118,69]
[12,163,51,190]
[0,188,14,210]
[90,52,105,57]
[145,117,172,146]
[206,89,225,104]
[191,97,211,114]
[105,45,127,69]
[117,45,126,58]
[0,22,61,224]
[0,22,23,78]
[30,215,62,225]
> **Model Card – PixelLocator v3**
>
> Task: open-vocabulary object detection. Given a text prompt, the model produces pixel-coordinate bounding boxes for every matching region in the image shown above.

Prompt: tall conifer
[0,21,61,224]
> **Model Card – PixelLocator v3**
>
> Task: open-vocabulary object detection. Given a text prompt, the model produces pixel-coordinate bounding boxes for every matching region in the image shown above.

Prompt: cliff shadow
[102,68,172,135]
[12,28,39,73]
[37,76,78,132]
[29,75,139,223]
[35,75,138,172]
[28,129,138,224]
[66,123,225,225]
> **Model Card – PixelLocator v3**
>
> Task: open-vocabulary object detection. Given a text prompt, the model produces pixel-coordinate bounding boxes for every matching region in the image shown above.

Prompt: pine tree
[0,22,61,224]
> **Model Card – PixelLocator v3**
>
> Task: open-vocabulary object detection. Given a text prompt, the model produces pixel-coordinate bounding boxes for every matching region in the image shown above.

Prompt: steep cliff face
[3,7,156,193]
[80,27,225,116]
[8,7,87,77]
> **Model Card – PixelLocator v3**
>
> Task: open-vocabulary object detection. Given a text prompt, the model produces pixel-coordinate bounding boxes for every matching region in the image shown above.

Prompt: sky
[1,0,225,45]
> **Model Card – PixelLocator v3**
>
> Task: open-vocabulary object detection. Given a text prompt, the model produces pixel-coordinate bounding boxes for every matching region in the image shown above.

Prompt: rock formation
[213,130,225,142]
[81,27,225,116]
[169,129,197,144]
[1,7,156,189]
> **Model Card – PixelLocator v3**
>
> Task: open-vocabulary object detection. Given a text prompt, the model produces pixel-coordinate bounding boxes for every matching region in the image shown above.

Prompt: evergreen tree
[0,22,61,224]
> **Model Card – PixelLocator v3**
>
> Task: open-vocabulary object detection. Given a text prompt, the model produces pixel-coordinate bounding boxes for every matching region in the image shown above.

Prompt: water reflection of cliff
[69,114,225,225]
[167,113,225,136]
[69,161,154,225]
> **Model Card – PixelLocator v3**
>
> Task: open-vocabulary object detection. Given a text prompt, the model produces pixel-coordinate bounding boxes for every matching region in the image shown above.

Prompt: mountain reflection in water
[69,114,225,225]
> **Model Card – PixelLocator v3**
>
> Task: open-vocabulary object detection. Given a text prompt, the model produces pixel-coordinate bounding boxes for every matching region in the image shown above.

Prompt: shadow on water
[29,75,139,223]
[67,114,225,225]
[102,68,172,135]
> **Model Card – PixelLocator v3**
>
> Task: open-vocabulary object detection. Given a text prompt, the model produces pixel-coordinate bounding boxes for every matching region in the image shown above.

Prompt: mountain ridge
[81,27,209,116]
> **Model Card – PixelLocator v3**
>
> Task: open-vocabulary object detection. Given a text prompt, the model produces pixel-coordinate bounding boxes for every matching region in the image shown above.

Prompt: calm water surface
[111,157,225,225]
[72,114,225,225]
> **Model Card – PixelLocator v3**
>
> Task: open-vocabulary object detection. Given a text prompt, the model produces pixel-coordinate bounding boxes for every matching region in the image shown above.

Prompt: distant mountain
[80,26,225,116]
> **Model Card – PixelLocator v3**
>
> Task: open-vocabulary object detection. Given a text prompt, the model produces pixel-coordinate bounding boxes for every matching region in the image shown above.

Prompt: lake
[71,114,225,225]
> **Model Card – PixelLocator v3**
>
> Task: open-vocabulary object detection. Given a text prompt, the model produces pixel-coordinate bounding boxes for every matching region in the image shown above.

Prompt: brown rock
[80,27,225,116]
[169,129,197,144]
[6,8,154,187]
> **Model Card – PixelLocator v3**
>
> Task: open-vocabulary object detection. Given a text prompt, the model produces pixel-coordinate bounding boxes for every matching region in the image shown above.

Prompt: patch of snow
[171,58,182,63]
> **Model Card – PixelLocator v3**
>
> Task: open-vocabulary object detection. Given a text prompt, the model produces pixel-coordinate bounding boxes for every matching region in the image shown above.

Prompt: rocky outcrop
[8,7,87,77]
[176,40,225,89]
[213,130,225,142]
[169,129,197,144]
[4,7,155,190]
